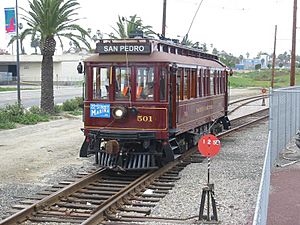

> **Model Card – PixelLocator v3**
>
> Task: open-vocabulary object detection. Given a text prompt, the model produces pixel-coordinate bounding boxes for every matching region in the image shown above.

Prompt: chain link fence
[253,86,300,225]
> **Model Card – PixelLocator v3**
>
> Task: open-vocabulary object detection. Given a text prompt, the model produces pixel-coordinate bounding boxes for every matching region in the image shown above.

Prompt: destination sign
[96,42,151,54]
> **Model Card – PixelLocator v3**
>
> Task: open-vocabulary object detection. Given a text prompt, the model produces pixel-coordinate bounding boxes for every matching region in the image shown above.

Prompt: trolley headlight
[112,106,127,119]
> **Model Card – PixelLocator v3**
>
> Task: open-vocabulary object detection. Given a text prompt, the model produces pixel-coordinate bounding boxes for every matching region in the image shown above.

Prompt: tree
[239,55,244,63]
[110,15,156,39]
[201,43,208,53]
[20,0,90,114]
[218,50,239,68]
[7,29,29,54]
[212,48,219,55]
[278,51,291,66]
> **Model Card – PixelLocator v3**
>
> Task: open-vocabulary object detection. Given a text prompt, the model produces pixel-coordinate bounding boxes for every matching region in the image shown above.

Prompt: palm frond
[19,0,90,52]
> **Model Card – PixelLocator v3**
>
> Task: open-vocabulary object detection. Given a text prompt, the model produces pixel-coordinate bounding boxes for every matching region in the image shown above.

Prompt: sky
[0,0,297,58]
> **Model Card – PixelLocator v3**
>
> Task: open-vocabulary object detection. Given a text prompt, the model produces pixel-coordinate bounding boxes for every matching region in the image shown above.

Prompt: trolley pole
[290,0,297,86]
[162,0,167,37]
[271,25,277,88]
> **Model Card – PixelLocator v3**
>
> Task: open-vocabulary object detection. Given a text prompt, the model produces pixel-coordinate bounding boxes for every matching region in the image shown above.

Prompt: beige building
[0,54,90,84]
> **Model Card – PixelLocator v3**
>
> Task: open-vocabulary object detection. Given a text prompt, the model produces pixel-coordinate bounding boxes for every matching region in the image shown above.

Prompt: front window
[115,67,131,100]
[136,67,154,101]
[92,67,109,100]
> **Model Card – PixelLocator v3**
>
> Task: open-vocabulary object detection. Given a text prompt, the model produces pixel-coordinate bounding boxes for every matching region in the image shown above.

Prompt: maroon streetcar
[79,38,231,170]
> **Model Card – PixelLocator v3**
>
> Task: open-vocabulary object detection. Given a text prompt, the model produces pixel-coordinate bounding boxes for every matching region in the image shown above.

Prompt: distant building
[0,54,89,84]
[235,54,270,70]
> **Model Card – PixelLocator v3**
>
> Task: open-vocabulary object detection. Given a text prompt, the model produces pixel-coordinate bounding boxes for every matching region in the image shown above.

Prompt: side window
[92,67,109,100]
[217,71,221,94]
[221,71,225,93]
[160,68,167,101]
[136,67,154,101]
[183,69,189,100]
[191,69,197,98]
[203,69,208,96]
[210,69,214,96]
[198,69,203,97]
[115,67,131,100]
[176,69,183,101]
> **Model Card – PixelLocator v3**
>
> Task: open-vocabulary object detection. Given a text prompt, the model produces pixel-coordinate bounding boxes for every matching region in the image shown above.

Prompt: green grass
[0,97,83,130]
[0,87,18,92]
[230,69,300,88]
[0,87,34,92]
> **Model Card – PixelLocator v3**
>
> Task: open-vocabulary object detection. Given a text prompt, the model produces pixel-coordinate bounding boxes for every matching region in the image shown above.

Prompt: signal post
[198,134,221,223]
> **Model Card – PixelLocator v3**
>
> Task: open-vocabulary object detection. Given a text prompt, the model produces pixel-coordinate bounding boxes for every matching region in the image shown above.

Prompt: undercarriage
[80,116,230,171]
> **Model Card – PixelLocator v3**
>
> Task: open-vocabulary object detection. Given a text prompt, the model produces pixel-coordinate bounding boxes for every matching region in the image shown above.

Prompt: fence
[253,86,300,225]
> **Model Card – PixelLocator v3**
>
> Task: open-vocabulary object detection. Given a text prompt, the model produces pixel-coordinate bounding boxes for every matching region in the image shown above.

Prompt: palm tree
[110,15,156,39]
[20,0,90,114]
[7,29,29,54]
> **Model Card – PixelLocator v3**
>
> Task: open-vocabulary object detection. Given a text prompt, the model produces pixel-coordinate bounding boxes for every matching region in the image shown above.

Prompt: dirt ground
[0,116,87,184]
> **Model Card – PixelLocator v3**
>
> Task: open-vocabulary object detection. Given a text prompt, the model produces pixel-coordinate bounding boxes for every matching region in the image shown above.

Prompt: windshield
[115,67,131,100]
[92,67,109,100]
[136,67,154,101]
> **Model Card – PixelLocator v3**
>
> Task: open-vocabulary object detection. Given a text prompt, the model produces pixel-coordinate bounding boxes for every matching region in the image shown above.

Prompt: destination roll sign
[96,42,151,54]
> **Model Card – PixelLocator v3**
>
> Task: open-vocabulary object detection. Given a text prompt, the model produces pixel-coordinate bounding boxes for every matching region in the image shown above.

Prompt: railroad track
[221,108,269,138]
[228,94,269,115]
[0,108,269,225]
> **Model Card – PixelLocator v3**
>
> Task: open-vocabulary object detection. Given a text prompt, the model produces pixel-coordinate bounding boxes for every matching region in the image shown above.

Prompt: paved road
[0,86,82,108]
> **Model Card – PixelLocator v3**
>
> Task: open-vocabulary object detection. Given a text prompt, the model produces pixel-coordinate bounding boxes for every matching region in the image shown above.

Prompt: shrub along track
[0,108,269,225]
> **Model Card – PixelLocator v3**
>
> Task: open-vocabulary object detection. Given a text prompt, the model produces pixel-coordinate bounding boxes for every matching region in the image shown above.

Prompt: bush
[0,121,16,129]
[54,104,63,114]
[29,105,45,115]
[16,113,49,125]
[4,103,24,122]
[62,97,83,111]
[0,104,49,129]
[0,110,16,129]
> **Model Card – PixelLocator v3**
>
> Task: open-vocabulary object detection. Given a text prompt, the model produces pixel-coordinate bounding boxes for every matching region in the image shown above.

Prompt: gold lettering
[137,115,153,123]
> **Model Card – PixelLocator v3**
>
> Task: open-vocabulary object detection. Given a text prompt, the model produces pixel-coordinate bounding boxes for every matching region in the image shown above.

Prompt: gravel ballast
[144,121,268,225]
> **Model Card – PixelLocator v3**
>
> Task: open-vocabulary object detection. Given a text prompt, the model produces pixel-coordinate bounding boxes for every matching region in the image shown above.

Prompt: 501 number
[137,115,153,122]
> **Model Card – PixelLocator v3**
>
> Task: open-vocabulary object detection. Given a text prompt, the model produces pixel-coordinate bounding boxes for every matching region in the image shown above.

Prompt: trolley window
[160,68,167,101]
[183,69,189,100]
[115,67,131,100]
[217,71,221,94]
[221,71,225,93]
[177,68,183,101]
[198,69,203,97]
[210,69,214,96]
[92,67,110,100]
[203,69,209,96]
[191,69,197,98]
[136,67,154,101]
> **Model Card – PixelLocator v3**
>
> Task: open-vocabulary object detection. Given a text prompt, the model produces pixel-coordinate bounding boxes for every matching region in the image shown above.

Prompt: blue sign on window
[90,103,110,118]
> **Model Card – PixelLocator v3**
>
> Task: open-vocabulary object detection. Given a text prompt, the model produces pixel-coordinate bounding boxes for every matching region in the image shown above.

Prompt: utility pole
[271,25,277,88]
[16,0,21,105]
[162,0,167,37]
[290,0,297,86]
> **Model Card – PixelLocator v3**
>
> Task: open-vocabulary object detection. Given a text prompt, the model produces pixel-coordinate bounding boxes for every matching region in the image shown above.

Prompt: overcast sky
[0,0,297,58]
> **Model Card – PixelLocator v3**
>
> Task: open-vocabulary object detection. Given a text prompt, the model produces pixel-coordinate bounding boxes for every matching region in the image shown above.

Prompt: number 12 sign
[198,134,221,157]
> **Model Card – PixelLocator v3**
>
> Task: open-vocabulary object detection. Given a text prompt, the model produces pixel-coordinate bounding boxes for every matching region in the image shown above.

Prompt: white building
[0,54,90,84]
